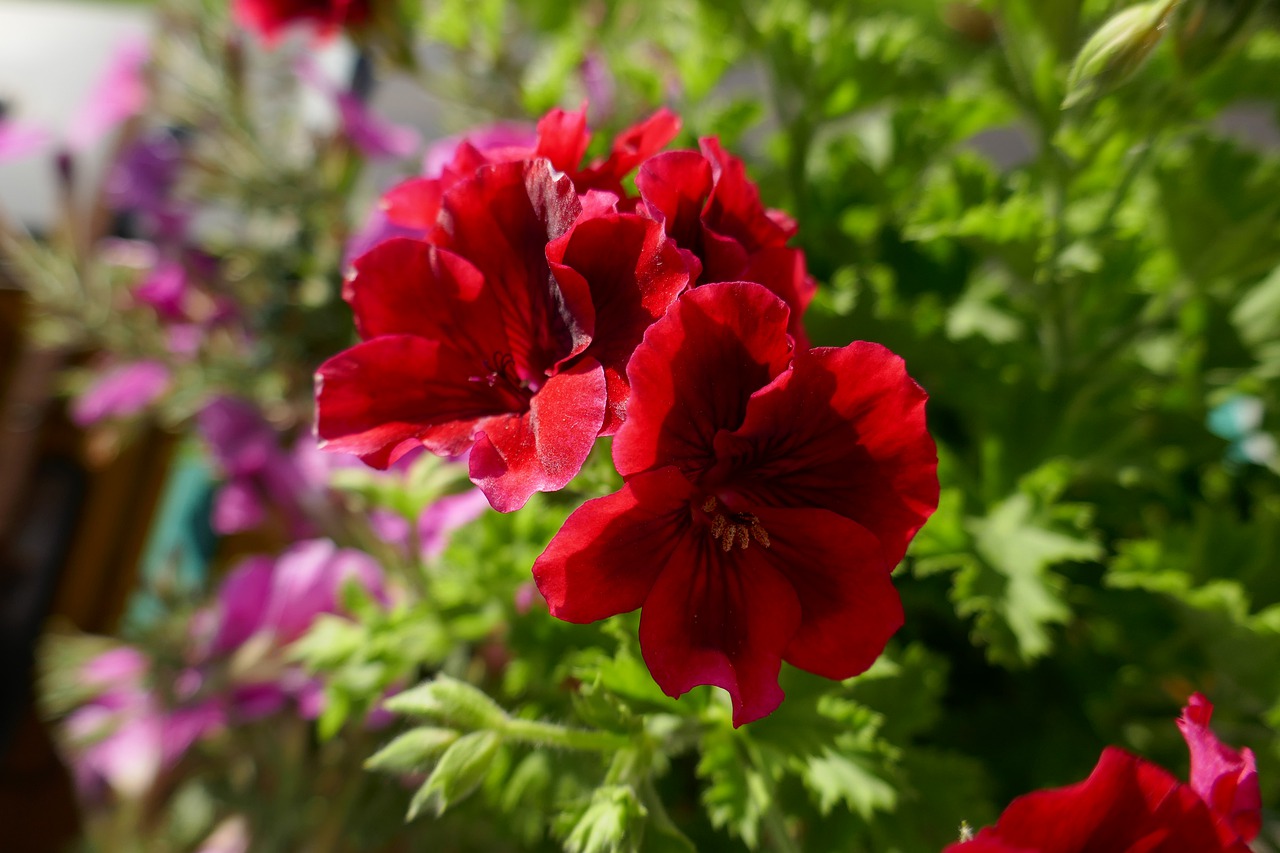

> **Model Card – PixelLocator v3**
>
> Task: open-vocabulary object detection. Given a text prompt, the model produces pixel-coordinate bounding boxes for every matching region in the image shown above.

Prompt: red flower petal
[700,136,797,250]
[614,282,794,480]
[740,246,817,348]
[749,506,904,680]
[577,108,682,194]
[710,342,939,569]
[547,214,690,434]
[1177,693,1262,842]
[533,467,698,622]
[381,177,443,229]
[636,149,714,259]
[638,525,801,727]
[432,159,590,374]
[534,105,591,175]
[315,335,520,468]
[955,748,1250,853]
[469,358,607,511]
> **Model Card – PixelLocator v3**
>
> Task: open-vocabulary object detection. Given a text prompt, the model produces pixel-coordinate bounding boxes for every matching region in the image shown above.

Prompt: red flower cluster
[232,0,370,43]
[316,106,939,719]
[947,694,1261,853]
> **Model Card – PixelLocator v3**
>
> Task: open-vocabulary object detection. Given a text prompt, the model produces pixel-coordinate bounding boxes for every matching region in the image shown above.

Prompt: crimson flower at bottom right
[946,693,1260,853]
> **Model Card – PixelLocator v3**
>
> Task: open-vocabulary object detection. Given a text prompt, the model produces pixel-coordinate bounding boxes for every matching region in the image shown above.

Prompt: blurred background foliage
[12,0,1280,850]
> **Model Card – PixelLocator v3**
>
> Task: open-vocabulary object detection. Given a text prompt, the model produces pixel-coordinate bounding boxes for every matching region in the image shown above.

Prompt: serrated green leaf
[802,747,897,818]
[385,675,509,729]
[563,785,647,853]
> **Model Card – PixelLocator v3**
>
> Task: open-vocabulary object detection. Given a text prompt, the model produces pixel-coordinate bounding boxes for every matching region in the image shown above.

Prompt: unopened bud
[1063,0,1179,109]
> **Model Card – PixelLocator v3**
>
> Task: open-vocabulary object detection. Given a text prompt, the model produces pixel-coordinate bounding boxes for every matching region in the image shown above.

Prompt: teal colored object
[125,439,217,629]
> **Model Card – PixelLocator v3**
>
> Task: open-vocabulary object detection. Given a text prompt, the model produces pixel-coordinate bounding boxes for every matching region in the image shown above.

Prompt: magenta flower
[1178,693,1262,842]
[295,57,420,161]
[71,360,171,426]
[0,115,51,162]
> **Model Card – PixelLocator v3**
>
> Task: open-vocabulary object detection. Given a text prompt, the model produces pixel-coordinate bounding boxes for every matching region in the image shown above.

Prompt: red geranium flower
[315,159,688,511]
[383,104,681,231]
[947,695,1259,853]
[637,139,817,345]
[532,281,938,725]
[232,0,370,43]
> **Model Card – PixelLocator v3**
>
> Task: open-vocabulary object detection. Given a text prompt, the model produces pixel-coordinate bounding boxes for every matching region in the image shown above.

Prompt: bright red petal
[638,527,801,727]
[577,108,682,193]
[533,467,698,622]
[614,282,794,480]
[315,335,520,468]
[739,246,816,348]
[636,149,714,256]
[987,748,1245,853]
[700,136,797,250]
[381,177,444,229]
[468,358,607,511]
[1177,694,1262,842]
[710,342,938,569]
[548,214,690,435]
[432,159,589,377]
[747,506,903,680]
[534,105,591,174]
[344,239,486,341]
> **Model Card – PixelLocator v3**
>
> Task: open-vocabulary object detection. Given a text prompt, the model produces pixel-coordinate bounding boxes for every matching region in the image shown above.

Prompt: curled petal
[614,282,794,480]
[534,105,591,175]
[1178,694,1262,842]
[534,467,698,623]
[315,335,523,469]
[547,214,690,434]
[469,358,607,511]
[382,177,444,229]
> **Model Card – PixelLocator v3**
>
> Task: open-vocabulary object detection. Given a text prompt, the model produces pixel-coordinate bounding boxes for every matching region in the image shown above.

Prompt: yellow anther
[702,496,718,513]
[750,521,771,549]
[737,527,750,550]
[710,514,726,539]
[721,527,736,552]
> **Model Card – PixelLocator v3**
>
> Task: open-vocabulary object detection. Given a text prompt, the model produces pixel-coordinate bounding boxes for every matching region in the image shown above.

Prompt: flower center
[701,496,770,553]
[469,351,533,398]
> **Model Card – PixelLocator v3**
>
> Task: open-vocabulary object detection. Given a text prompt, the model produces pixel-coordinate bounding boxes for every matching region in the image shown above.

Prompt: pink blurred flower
[71,360,171,426]
[66,35,149,152]
[0,115,51,162]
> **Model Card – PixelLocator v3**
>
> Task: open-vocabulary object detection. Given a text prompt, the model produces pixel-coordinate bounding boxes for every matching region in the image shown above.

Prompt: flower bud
[1063,0,1179,108]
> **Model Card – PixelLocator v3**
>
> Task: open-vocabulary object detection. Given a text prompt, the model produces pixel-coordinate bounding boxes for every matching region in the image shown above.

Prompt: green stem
[501,718,633,753]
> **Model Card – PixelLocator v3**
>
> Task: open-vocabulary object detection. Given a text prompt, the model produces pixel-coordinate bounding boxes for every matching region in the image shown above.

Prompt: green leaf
[562,785,647,853]
[803,748,897,818]
[407,730,502,820]
[385,675,509,730]
[365,727,460,774]
[957,492,1103,664]
[696,730,772,848]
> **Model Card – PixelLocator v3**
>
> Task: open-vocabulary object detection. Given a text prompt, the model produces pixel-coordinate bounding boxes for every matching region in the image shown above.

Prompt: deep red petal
[344,239,487,342]
[577,108,682,192]
[315,336,520,468]
[614,282,794,480]
[638,526,801,727]
[548,214,690,435]
[710,342,938,569]
[739,247,816,348]
[534,105,591,174]
[636,149,714,255]
[533,467,698,622]
[988,748,1244,853]
[468,358,607,511]
[381,177,443,229]
[745,506,903,680]
[1177,694,1263,842]
[700,136,796,251]
[432,160,588,377]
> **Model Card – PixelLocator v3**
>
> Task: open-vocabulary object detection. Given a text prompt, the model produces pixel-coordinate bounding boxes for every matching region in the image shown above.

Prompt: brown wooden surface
[1,288,175,851]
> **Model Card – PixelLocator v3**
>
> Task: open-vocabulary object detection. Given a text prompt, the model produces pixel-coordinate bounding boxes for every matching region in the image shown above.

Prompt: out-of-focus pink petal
[66,35,150,152]
[417,488,489,560]
[71,360,170,426]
